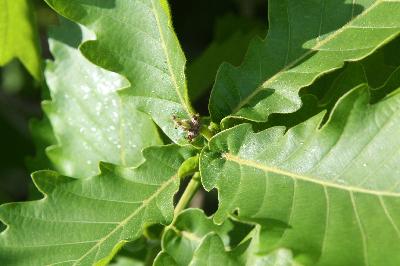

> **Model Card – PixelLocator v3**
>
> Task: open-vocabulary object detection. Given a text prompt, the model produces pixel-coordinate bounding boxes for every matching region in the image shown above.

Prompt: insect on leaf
[44,0,195,144]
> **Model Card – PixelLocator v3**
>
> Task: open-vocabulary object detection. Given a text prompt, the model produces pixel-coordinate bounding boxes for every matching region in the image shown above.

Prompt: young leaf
[109,236,159,266]
[209,0,400,124]
[186,234,246,266]
[44,0,195,143]
[188,234,299,266]
[258,37,400,132]
[264,42,400,131]
[0,145,195,265]
[201,85,400,265]
[155,209,298,266]
[0,0,41,80]
[43,19,162,177]
[257,41,400,135]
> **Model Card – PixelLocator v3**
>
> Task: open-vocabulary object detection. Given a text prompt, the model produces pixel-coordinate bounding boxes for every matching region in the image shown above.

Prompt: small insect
[172,114,200,142]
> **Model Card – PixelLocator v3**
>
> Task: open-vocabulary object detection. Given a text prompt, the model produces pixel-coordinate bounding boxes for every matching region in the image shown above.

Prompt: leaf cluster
[1,0,400,265]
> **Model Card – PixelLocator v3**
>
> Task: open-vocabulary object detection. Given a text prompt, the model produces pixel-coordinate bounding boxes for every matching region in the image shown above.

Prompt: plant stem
[174,173,200,218]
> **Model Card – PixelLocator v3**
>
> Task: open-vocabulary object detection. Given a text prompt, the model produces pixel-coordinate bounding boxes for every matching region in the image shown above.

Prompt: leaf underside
[2,0,400,265]
[261,39,400,131]
[155,209,299,266]
[202,85,400,265]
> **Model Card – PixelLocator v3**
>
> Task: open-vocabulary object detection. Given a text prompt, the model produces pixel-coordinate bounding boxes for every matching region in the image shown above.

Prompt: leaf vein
[378,196,400,238]
[349,191,369,266]
[223,153,400,197]
[72,175,177,264]
[231,0,384,114]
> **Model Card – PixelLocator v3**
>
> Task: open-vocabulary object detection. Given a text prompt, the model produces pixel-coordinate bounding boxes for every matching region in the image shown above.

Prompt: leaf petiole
[173,172,201,220]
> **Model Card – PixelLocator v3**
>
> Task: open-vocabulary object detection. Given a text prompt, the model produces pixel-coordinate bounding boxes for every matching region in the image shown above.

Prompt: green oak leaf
[305,36,400,108]
[0,145,195,265]
[249,35,400,133]
[42,18,162,177]
[155,209,299,266]
[187,14,264,102]
[154,208,235,266]
[0,0,41,80]
[201,85,400,265]
[209,0,400,125]
[44,0,195,144]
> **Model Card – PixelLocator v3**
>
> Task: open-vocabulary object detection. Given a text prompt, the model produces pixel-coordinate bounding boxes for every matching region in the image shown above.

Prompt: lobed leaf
[44,0,195,144]
[42,18,162,177]
[305,36,400,109]
[209,0,400,125]
[201,85,400,265]
[155,209,299,266]
[0,145,195,265]
[248,36,400,133]
[188,234,299,266]
[154,208,234,266]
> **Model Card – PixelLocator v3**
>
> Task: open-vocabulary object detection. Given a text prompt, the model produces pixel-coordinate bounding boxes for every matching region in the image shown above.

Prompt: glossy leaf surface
[43,19,161,177]
[45,0,195,143]
[155,209,299,266]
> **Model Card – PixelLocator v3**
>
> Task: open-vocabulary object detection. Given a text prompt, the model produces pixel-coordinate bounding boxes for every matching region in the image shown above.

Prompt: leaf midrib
[231,0,385,114]
[223,153,400,197]
[149,0,192,116]
[72,175,177,265]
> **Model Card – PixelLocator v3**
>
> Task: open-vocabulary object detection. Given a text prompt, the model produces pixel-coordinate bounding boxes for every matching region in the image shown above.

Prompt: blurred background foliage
[0,0,266,207]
